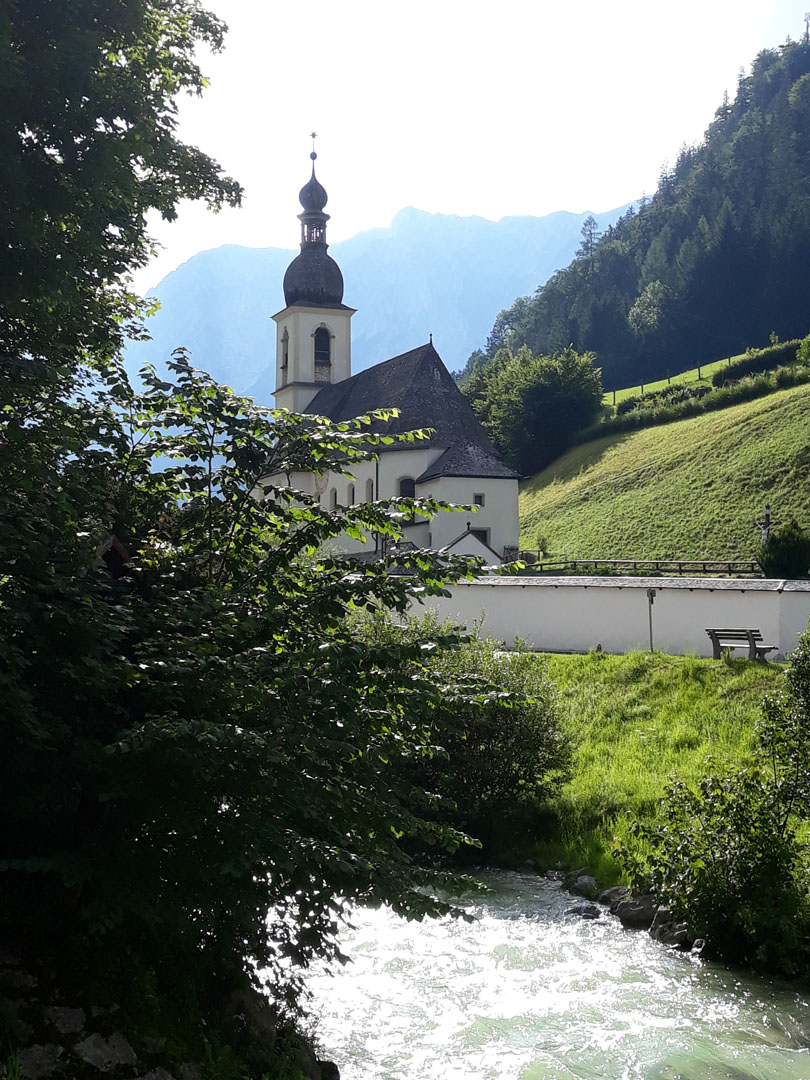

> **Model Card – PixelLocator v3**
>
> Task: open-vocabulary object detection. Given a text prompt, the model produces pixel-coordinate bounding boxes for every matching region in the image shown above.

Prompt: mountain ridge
[125,202,634,401]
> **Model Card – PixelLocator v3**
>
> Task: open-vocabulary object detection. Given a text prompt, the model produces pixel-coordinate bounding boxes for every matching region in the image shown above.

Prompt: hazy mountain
[125,203,632,402]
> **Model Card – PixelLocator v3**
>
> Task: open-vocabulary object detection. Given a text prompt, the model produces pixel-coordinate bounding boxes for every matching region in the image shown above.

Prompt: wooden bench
[705,628,777,662]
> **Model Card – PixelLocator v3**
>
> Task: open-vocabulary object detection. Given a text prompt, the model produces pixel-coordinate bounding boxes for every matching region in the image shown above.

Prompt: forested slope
[482,38,810,389]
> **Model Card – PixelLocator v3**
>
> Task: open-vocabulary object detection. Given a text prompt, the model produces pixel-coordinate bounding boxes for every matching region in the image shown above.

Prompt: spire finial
[310,131,318,163]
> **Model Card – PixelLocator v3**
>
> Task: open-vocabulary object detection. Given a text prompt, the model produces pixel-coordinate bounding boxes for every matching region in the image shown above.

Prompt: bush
[617,631,810,977]
[579,364,810,446]
[756,519,810,578]
[711,339,801,387]
[357,613,571,850]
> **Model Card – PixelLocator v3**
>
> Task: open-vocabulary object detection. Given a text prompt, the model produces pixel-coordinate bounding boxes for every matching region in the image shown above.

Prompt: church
[267,152,520,561]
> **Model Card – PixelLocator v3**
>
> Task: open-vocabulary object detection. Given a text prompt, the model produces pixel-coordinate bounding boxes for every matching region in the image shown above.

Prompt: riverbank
[511,651,783,882]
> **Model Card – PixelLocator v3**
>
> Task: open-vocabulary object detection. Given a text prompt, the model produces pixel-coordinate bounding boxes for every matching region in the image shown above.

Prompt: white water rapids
[305,871,810,1080]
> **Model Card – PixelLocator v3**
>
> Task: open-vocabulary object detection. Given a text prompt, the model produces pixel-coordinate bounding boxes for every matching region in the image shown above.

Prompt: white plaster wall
[443,531,501,562]
[377,448,440,500]
[418,577,810,660]
[780,589,810,657]
[423,476,519,555]
[260,448,520,558]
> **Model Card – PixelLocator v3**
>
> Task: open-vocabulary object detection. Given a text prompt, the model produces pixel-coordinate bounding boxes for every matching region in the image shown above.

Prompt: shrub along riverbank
[507,646,810,980]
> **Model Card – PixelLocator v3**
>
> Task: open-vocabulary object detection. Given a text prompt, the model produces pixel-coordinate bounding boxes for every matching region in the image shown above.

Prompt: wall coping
[465,575,810,593]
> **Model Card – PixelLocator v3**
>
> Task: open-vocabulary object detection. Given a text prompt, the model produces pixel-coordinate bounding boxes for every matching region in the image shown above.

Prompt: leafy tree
[756,519,810,578]
[357,613,570,849]
[463,346,603,474]
[0,0,242,368]
[1,352,534,1020]
[627,280,674,337]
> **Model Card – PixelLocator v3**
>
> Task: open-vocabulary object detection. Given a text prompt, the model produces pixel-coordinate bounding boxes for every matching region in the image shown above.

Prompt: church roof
[415,441,516,482]
[305,342,518,478]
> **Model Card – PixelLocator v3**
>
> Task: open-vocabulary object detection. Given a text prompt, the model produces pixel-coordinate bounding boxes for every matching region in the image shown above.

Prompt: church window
[329,488,337,511]
[473,493,485,507]
[347,483,355,505]
[280,328,290,385]
[314,327,331,365]
[398,477,416,524]
[314,327,331,382]
[365,478,374,503]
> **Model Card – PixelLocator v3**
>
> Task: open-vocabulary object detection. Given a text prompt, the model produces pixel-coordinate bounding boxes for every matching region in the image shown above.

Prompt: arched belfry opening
[280,327,289,384]
[314,326,331,381]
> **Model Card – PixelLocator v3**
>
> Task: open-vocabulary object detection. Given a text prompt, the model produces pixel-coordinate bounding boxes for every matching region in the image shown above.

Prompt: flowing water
[305,871,810,1080]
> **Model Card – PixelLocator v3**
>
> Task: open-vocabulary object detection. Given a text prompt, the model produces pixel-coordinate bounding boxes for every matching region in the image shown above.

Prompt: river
[306,871,810,1080]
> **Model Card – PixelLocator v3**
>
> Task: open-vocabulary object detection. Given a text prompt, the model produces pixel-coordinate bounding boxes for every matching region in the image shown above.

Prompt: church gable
[306,342,517,477]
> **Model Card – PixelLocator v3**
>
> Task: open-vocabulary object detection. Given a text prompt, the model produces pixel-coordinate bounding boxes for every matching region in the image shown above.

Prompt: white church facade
[267,152,520,560]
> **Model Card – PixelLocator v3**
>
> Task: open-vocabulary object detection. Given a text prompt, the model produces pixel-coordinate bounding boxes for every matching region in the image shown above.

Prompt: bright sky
[134,0,810,293]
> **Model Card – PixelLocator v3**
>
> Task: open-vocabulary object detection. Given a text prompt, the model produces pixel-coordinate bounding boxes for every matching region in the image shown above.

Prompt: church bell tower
[273,145,354,412]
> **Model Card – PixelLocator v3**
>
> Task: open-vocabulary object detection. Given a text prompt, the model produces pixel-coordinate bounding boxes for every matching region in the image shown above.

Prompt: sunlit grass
[604,353,742,405]
[530,650,784,883]
[520,381,810,558]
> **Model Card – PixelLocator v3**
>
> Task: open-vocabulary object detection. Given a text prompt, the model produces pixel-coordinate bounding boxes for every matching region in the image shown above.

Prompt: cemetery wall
[419,576,810,660]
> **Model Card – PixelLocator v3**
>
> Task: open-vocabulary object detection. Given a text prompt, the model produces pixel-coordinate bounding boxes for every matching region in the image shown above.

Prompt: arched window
[314,327,331,382]
[398,477,416,524]
[329,488,337,511]
[280,327,289,385]
[347,483,355,505]
[365,478,374,503]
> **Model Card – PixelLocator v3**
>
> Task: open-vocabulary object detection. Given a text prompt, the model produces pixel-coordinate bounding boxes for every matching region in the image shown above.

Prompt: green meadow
[520,381,810,558]
[604,354,738,405]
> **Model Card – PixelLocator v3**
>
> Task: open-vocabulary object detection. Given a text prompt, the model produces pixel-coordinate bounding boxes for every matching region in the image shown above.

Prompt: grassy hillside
[604,354,737,405]
[533,650,783,881]
[520,382,810,558]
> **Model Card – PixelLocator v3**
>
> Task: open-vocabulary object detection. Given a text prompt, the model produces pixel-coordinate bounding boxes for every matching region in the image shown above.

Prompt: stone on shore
[565,902,602,919]
[570,875,597,897]
[597,885,630,910]
[614,894,658,930]
[18,1044,64,1080]
[74,1032,137,1071]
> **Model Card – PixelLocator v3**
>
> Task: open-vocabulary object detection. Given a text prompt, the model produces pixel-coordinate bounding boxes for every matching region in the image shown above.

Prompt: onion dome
[282,150,345,307]
[283,248,344,307]
[298,152,328,211]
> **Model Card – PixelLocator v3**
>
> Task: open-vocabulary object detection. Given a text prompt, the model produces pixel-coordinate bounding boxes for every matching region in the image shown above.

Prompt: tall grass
[530,651,783,883]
